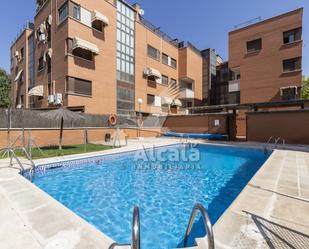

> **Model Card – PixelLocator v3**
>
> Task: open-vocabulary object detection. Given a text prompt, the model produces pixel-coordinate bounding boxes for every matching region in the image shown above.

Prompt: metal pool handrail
[132,207,140,249]
[274,137,285,148]
[21,147,36,181]
[108,206,140,249]
[183,203,215,249]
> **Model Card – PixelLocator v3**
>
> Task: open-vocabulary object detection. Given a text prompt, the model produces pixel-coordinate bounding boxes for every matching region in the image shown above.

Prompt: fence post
[28,129,32,159]
[84,128,88,152]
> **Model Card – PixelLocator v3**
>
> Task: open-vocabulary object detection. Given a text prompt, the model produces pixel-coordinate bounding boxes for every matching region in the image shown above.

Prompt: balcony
[228,79,240,93]
[179,88,195,99]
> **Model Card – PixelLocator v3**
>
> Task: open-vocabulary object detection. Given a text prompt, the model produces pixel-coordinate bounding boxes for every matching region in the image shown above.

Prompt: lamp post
[137,98,143,139]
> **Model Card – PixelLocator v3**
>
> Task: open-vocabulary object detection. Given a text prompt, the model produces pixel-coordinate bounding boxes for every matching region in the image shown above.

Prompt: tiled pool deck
[0,138,308,249]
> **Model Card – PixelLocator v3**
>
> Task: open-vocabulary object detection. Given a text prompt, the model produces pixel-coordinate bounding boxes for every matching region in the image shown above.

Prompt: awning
[144,67,162,79]
[14,70,23,82]
[28,85,44,97]
[280,86,298,95]
[72,37,100,55]
[161,96,173,105]
[172,99,182,107]
[91,10,109,25]
[38,23,46,33]
[44,48,52,62]
[46,15,52,25]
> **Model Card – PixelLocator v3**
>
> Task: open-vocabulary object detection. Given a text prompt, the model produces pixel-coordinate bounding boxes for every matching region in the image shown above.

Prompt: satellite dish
[139,9,145,16]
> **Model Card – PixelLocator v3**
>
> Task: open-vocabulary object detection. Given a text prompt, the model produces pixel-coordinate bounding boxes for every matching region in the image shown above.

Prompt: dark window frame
[162,53,168,65]
[171,58,177,69]
[147,94,155,105]
[283,27,302,44]
[281,88,297,101]
[66,76,92,97]
[170,78,177,89]
[282,57,302,73]
[20,48,24,62]
[72,2,81,21]
[147,45,160,61]
[38,56,44,72]
[246,38,262,53]
[162,75,169,85]
[58,2,68,24]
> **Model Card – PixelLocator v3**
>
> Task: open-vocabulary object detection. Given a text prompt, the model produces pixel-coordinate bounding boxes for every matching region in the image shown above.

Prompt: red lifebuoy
[108,114,117,126]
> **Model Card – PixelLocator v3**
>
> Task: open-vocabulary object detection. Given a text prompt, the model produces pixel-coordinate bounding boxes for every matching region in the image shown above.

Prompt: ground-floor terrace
[0,137,308,249]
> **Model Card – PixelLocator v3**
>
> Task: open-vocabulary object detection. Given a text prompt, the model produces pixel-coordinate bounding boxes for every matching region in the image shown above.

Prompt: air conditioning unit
[39,33,46,42]
[55,93,63,105]
[48,95,54,104]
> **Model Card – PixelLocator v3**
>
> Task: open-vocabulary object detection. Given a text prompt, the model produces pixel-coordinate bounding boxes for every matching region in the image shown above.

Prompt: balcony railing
[140,17,179,48]
[178,41,201,56]
[179,88,195,99]
[228,79,240,93]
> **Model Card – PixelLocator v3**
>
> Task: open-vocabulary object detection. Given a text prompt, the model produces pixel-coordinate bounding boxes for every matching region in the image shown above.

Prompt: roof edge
[229,8,303,35]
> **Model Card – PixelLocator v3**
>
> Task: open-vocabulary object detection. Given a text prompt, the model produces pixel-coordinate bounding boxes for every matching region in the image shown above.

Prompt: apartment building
[200,48,224,105]
[10,0,203,115]
[10,23,35,109]
[228,8,303,104]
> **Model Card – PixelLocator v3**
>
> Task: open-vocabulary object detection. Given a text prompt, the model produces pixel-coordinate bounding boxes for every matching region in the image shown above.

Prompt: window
[92,20,103,32]
[162,53,168,65]
[66,38,73,54]
[171,58,177,69]
[38,57,44,72]
[162,75,169,85]
[116,0,135,115]
[283,28,302,44]
[147,45,160,60]
[170,78,177,89]
[281,88,297,101]
[67,77,92,96]
[228,92,240,104]
[20,48,24,61]
[72,3,81,20]
[117,86,134,102]
[147,94,155,105]
[59,3,68,23]
[73,48,93,61]
[246,38,262,53]
[28,35,35,88]
[282,57,301,72]
[162,53,177,69]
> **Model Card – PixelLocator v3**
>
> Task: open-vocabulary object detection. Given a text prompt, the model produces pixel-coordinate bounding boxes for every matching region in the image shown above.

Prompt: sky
[0,0,308,76]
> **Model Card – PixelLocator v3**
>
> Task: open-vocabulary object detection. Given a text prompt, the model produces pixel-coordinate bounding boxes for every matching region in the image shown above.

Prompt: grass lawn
[1,144,113,160]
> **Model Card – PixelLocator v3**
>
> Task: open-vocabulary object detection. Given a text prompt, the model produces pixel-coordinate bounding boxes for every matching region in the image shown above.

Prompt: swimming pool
[31,144,270,249]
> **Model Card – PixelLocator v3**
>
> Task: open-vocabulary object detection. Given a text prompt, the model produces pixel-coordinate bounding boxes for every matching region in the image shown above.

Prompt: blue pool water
[32,144,270,249]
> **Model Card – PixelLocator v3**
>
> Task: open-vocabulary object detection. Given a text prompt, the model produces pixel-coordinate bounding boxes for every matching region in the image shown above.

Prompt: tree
[301,76,309,100]
[0,68,11,108]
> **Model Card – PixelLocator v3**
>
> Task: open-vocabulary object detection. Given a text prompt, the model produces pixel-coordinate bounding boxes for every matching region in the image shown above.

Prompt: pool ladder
[6,147,36,181]
[264,136,285,153]
[109,207,140,249]
[108,204,214,249]
[183,203,215,249]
